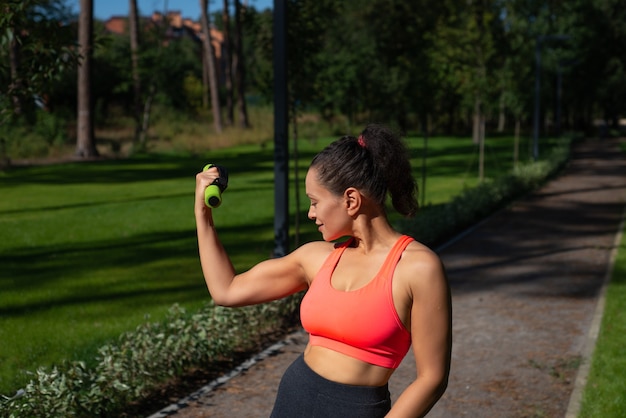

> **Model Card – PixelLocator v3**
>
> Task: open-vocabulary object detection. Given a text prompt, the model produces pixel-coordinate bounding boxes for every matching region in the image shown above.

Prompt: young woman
[195,124,452,417]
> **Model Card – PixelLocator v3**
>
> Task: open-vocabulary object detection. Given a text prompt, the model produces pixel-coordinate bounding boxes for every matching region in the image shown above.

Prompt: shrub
[0,111,72,159]
[1,297,300,418]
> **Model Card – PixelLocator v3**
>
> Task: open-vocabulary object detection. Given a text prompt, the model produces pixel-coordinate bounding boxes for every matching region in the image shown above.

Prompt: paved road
[148,137,626,418]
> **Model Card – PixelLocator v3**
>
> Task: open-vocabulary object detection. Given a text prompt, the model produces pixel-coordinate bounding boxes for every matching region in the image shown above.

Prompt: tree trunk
[140,84,156,144]
[222,0,234,126]
[478,112,485,182]
[200,0,223,133]
[472,96,481,145]
[129,0,143,144]
[76,0,98,157]
[291,100,300,247]
[497,92,506,132]
[234,0,250,128]
[514,117,520,168]
[202,52,209,109]
[8,35,23,116]
[420,113,430,208]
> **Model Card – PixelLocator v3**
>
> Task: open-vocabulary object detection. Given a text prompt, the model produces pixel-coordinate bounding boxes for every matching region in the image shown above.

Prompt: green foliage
[183,73,205,112]
[147,38,204,111]
[0,300,300,418]
[0,0,79,120]
[0,110,72,158]
[3,0,624,162]
[242,7,273,101]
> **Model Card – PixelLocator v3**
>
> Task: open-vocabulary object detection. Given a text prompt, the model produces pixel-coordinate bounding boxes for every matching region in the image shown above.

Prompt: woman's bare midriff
[303,344,395,387]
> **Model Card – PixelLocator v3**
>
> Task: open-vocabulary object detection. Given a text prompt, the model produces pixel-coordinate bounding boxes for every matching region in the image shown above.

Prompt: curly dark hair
[310,124,419,217]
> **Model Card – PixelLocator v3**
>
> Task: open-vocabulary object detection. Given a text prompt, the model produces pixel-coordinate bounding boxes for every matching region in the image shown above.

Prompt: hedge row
[1,137,572,418]
[1,298,300,418]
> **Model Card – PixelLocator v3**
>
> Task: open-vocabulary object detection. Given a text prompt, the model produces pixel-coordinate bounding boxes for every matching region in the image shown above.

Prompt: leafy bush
[1,298,300,418]
[0,111,72,159]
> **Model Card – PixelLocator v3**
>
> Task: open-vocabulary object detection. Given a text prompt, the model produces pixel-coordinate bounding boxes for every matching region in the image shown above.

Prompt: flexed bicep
[221,253,309,307]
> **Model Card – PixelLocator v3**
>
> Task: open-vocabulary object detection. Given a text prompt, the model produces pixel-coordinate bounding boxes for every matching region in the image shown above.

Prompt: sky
[68,0,273,21]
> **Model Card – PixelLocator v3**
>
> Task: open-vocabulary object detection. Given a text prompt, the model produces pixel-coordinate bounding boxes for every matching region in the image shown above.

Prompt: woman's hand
[195,165,220,221]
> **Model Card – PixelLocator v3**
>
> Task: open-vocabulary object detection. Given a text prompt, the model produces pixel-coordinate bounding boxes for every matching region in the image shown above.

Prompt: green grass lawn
[0,133,534,394]
[578,147,626,417]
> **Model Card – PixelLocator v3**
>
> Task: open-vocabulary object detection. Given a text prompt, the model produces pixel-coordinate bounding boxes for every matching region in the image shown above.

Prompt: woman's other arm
[387,250,452,417]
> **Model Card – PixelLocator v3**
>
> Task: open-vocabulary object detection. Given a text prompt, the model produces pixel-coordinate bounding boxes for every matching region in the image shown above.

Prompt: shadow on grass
[0,217,284,317]
[0,191,194,215]
[0,136,530,188]
[0,147,282,186]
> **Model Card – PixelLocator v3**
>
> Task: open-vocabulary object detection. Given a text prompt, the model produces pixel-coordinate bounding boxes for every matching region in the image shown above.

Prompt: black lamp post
[532,34,569,161]
[273,0,288,257]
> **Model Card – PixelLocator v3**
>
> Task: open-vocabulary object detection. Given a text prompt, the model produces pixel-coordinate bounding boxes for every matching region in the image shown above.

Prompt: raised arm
[195,167,312,307]
[388,250,452,417]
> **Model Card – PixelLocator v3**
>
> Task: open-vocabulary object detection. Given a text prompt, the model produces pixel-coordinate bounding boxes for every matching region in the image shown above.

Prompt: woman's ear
[344,188,362,216]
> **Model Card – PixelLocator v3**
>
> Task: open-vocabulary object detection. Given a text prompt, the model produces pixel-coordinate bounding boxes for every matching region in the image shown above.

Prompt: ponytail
[310,124,419,218]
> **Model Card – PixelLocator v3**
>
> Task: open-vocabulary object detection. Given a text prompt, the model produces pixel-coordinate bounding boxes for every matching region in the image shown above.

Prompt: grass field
[578,142,626,417]
[0,133,535,394]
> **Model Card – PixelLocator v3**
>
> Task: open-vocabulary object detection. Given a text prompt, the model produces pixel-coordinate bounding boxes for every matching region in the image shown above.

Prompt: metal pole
[532,35,569,161]
[532,37,542,161]
[273,0,289,257]
[556,63,563,137]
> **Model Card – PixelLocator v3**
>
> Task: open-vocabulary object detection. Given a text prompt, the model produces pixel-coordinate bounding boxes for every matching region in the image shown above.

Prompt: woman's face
[305,167,350,241]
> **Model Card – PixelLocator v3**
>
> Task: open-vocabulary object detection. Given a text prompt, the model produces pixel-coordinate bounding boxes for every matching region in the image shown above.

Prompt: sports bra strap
[322,236,413,282]
[379,235,414,280]
[321,238,353,269]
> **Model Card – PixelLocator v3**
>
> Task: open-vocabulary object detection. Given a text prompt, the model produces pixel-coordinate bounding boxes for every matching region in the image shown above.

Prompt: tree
[0,0,78,120]
[309,1,366,129]
[222,0,234,126]
[241,7,273,101]
[496,0,537,164]
[129,0,143,144]
[200,0,222,133]
[233,0,250,128]
[360,0,444,131]
[585,0,626,129]
[76,0,98,157]
[7,20,23,115]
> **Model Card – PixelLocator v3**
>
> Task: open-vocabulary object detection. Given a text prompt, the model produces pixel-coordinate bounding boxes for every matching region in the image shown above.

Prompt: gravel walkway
[148,137,626,418]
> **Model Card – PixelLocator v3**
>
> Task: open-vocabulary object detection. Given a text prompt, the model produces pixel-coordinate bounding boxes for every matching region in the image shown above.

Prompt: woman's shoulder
[288,240,334,273]
[403,238,438,259]
[399,240,447,285]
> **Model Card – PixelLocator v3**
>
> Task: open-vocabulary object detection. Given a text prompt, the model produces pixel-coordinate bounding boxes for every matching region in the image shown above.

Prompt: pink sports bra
[300,235,413,369]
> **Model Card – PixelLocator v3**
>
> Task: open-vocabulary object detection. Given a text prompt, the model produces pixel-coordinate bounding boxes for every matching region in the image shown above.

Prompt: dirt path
[148,137,626,418]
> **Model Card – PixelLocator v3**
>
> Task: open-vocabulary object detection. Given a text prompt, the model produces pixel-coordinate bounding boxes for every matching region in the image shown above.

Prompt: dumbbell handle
[203,164,228,208]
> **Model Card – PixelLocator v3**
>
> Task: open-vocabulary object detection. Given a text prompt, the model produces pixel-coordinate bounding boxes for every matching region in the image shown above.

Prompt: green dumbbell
[203,164,229,208]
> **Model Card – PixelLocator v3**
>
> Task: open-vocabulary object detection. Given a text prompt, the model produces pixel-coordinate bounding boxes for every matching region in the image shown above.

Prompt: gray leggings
[270,355,391,418]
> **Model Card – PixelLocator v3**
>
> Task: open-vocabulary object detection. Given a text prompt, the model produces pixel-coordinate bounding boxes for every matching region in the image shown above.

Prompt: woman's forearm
[195,171,238,306]
[196,214,239,305]
[386,375,448,418]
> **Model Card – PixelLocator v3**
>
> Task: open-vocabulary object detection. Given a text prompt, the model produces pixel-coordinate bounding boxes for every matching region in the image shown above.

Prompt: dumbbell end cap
[207,196,221,208]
